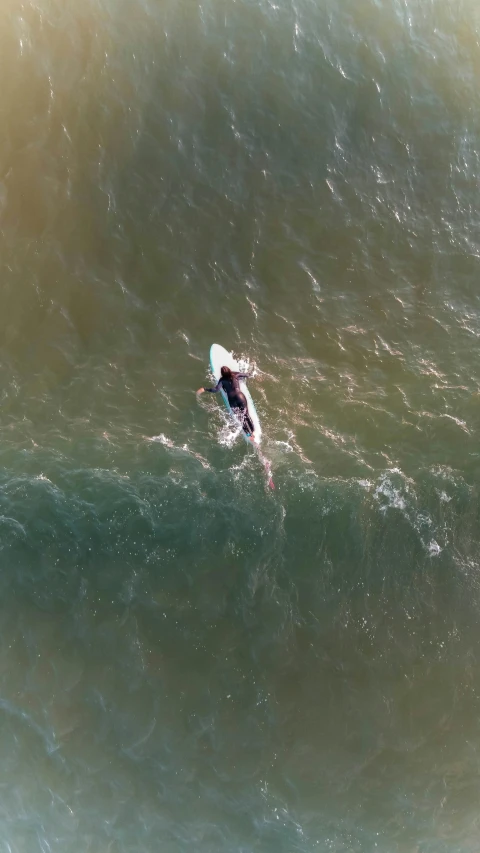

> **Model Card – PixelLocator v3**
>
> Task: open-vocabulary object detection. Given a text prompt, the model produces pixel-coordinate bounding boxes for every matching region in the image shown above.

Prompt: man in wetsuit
[197,366,255,441]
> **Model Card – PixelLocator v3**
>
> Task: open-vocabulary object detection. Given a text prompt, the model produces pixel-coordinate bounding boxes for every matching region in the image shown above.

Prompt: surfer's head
[220,366,233,380]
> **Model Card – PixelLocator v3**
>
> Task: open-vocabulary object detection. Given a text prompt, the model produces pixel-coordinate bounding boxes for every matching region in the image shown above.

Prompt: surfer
[197,366,256,441]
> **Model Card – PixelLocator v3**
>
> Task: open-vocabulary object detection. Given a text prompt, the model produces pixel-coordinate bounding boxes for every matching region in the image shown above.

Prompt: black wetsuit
[205,372,255,435]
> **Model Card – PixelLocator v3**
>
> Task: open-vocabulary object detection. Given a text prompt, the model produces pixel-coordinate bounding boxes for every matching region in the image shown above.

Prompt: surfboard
[209,344,262,446]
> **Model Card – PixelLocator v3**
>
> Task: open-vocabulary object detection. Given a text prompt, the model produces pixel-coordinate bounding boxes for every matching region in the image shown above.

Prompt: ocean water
[1,0,480,850]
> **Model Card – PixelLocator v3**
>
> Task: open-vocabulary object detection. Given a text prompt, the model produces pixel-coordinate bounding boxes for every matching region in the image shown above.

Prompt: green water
[1,0,480,850]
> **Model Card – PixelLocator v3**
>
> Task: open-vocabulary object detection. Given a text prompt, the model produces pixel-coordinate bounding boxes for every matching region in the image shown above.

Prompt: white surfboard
[209,344,262,445]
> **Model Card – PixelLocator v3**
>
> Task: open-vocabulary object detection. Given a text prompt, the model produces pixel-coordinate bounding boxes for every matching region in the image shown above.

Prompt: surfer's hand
[196,387,204,395]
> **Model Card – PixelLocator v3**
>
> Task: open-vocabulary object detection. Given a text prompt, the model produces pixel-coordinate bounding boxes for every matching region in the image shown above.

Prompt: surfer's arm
[204,380,223,393]
[197,379,222,394]
[234,372,251,381]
